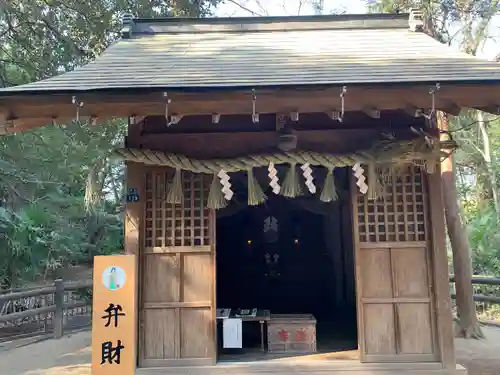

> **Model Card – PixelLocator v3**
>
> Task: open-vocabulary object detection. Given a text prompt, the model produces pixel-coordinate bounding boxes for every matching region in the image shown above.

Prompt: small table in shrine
[216,309,271,352]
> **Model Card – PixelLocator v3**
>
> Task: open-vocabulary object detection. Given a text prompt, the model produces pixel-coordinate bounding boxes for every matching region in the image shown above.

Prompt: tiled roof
[2,13,500,95]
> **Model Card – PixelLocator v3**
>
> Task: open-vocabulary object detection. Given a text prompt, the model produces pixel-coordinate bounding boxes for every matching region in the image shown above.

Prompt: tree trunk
[477,111,499,215]
[438,111,483,339]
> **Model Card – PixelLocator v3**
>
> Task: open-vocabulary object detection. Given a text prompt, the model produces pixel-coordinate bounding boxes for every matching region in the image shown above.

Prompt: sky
[215,0,367,17]
[214,0,500,59]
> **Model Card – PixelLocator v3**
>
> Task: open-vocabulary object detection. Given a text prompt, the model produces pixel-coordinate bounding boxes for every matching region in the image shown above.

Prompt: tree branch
[224,0,265,16]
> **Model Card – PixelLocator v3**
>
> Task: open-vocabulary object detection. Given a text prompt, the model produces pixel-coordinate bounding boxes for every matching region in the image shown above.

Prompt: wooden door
[139,169,216,367]
[352,165,438,363]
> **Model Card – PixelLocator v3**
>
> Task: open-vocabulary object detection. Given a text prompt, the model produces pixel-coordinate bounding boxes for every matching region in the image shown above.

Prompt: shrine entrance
[215,167,357,361]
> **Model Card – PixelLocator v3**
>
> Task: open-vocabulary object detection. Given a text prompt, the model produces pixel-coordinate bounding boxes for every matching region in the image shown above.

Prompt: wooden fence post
[54,279,64,339]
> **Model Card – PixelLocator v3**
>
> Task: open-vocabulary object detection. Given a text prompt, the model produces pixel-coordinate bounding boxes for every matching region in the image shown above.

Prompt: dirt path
[0,331,91,375]
[455,325,500,375]
[0,326,499,375]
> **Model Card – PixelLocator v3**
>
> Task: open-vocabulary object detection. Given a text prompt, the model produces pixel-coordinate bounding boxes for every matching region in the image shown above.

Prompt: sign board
[223,318,242,348]
[92,255,136,375]
[126,188,139,203]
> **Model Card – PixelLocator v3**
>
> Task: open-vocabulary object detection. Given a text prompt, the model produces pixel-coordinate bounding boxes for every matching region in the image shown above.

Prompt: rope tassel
[247,168,266,206]
[281,163,302,198]
[207,173,228,209]
[320,166,338,202]
[166,168,183,204]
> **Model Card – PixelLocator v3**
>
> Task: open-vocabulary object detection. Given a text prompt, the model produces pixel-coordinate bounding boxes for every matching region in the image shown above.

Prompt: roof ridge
[121,13,411,38]
[132,13,409,24]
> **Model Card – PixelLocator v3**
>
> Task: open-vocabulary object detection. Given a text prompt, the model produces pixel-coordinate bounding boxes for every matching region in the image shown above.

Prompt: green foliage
[0,0,221,288]
[0,121,126,288]
[367,0,500,280]
[0,0,221,85]
[466,207,500,275]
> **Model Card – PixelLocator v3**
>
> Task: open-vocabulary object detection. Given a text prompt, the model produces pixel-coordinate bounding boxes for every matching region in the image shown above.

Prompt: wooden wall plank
[364,304,396,355]
[181,308,214,359]
[360,249,393,299]
[183,254,213,303]
[392,248,429,298]
[398,304,433,354]
[143,254,180,303]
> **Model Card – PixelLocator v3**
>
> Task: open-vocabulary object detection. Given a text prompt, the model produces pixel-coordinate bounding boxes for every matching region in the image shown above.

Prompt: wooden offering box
[267,314,317,354]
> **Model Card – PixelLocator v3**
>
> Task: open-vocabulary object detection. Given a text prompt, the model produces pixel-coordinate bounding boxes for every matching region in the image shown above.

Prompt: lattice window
[357,165,428,243]
[145,169,212,249]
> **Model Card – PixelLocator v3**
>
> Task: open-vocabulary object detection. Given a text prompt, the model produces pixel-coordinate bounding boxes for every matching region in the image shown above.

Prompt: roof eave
[2,78,500,99]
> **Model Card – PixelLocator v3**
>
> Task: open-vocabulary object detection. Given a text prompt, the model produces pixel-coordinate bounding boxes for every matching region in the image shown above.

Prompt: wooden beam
[1,83,496,108]
[474,105,500,115]
[125,128,416,159]
[0,110,7,124]
[403,105,423,118]
[131,115,146,124]
[289,111,299,121]
[211,113,220,124]
[0,118,55,133]
[2,84,500,132]
[441,101,462,116]
[327,110,341,121]
[362,107,381,119]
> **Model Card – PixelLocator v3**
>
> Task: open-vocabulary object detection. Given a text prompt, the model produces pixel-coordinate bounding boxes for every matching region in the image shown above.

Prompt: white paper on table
[223,318,242,348]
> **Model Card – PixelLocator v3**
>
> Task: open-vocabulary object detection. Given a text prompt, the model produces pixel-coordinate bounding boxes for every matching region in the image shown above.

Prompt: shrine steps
[136,360,467,375]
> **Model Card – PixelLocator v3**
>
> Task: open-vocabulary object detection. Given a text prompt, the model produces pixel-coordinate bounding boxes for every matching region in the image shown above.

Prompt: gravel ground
[0,326,499,375]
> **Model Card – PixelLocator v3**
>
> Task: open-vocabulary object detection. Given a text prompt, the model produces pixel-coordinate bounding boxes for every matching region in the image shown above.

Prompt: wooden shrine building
[3,10,500,375]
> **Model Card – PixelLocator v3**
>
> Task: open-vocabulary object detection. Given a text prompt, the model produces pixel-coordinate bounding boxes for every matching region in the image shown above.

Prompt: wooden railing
[449,276,500,323]
[0,279,92,341]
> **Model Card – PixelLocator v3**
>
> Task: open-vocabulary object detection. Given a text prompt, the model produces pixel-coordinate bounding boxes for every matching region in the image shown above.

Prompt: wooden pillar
[124,160,145,368]
[427,164,456,370]
[53,279,64,339]
[349,174,366,359]
[125,161,144,256]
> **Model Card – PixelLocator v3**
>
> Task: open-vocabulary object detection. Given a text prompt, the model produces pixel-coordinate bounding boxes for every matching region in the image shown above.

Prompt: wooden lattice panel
[145,170,212,249]
[357,165,428,243]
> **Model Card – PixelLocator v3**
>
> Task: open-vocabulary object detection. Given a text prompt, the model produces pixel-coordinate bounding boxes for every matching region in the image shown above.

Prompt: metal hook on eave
[72,96,84,122]
[252,89,259,123]
[339,86,347,123]
[422,83,440,123]
[163,92,174,127]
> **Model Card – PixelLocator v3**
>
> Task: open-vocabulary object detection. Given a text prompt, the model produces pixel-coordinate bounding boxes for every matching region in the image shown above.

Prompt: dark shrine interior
[215,166,357,358]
